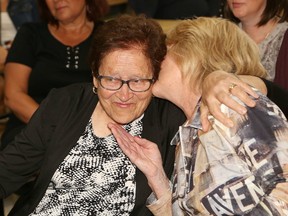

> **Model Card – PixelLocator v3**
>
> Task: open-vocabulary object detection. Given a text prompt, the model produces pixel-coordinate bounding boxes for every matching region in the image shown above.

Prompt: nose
[117,84,133,101]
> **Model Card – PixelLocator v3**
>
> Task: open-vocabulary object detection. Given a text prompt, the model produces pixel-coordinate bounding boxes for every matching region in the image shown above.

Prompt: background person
[224,0,288,90]
[0,0,109,150]
[110,17,288,215]
[0,1,40,214]
[0,0,40,118]
[1,0,40,70]
[1,0,17,71]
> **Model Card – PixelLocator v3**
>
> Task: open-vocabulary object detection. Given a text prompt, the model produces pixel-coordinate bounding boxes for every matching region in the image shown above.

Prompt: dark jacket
[0,83,186,216]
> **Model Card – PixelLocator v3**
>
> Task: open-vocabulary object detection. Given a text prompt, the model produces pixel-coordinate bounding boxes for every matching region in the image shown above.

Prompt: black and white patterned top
[30,115,144,216]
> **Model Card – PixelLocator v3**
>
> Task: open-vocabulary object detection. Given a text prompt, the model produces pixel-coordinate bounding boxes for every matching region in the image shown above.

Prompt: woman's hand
[201,71,265,131]
[108,123,170,199]
[0,46,8,72]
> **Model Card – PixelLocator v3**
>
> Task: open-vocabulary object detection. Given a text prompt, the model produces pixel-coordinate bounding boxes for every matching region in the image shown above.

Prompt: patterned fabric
[258,22,288,81]
[274,28,288,90]
[171,92,288,215]
[30,115,144,216]
[239,22,288,81]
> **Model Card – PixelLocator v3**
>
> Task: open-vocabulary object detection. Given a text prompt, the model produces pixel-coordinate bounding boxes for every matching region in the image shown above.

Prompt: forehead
[100,48,153,78]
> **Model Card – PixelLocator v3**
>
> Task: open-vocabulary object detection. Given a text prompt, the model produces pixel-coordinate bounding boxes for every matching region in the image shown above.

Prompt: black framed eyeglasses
[96,75,155,92]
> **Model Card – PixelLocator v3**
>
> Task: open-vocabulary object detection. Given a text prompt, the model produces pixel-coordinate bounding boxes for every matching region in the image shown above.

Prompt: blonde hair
[166,17,267,92]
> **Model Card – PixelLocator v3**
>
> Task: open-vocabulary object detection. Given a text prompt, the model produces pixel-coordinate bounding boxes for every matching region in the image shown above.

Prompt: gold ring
[228,83,237,93]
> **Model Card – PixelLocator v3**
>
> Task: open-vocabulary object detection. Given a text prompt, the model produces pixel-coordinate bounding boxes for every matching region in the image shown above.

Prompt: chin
[113,116,136,125]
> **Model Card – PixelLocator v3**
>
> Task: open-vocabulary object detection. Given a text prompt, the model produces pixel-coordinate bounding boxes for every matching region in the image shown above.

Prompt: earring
[93,86,97,94]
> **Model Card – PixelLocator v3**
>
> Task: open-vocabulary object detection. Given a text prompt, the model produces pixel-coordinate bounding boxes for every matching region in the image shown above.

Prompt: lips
[55,3,67,11]
[115,102,134,108]
[56,6,66,11]
[232,2,244,9]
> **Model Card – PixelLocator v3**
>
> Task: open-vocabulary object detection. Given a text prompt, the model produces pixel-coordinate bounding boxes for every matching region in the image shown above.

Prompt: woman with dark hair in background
[0,0,109,150]
[224,0,288,91]
[1,0,40,71]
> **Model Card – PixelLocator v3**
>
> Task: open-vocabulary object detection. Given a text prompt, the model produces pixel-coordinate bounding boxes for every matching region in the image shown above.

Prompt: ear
[93,76,99,88]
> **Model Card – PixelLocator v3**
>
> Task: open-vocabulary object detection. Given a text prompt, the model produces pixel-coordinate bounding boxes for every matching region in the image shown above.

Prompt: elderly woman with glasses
[0,15,274,215]
[0,14,181,216]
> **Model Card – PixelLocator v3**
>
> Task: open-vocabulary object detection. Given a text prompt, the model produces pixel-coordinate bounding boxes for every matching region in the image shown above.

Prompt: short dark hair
[89,15,167,80]
[224,0,288,26]
[37,0,109,26]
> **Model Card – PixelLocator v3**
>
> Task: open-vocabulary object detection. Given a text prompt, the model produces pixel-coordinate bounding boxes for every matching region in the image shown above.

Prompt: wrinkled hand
[108,123,170,198]
[201,71,259,131]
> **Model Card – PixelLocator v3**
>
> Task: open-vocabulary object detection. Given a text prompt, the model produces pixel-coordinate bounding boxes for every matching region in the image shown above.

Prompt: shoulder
[220,91,288,130]
[37,83,95,118]
[148,97,183,114]
[18,22,46,32]
[276,22,288,40]
[278,21,288,31]
[93,20,105,31]
[15,22,47,40]
[144,97,186,125]
[251,90,286,119]
[252,92,287,121]
[281,22,288,41]
[48,83,94,100]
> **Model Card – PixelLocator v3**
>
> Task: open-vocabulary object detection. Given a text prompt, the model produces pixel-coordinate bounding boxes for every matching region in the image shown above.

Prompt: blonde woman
[109,17,288,215]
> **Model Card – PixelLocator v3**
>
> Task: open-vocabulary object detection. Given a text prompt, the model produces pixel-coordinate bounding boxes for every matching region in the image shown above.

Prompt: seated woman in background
[1,0,40,71]
[0,0,40,120]
[1,0,109,150]
[224,0,288,90]
[110,17,288,215]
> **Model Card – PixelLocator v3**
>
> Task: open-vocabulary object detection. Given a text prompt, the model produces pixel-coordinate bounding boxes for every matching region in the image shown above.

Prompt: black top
[1,22,101,148]
[0,83,186,216]
[6,22,97,102]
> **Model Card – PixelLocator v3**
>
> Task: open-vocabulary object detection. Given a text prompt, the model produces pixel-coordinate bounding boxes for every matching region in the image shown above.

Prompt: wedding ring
[228,83,237,93]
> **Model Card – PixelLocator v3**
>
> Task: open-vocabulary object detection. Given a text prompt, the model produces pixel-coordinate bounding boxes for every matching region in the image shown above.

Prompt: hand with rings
[228,83,237,94]
[200,71,261,131]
